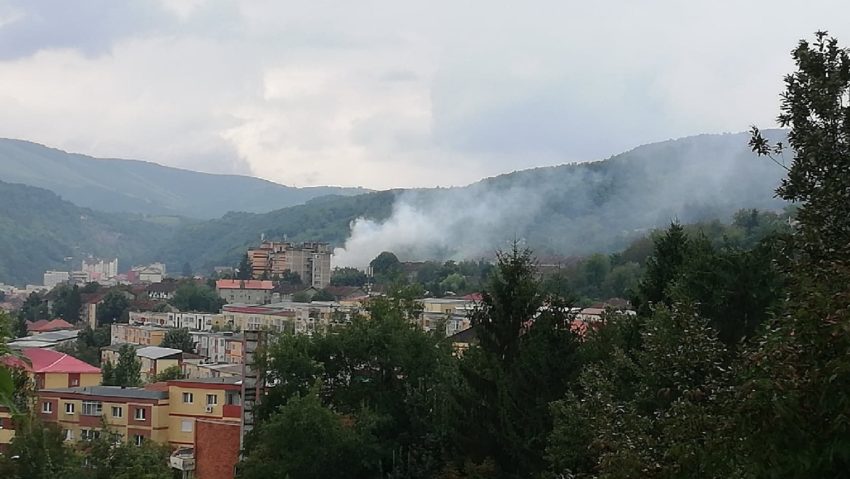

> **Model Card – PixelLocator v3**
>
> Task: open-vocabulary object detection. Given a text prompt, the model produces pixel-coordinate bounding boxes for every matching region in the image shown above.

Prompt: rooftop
[216,279,274,291]
[3,348,100,374]
[137,346,183,359]
[41,385,168,400]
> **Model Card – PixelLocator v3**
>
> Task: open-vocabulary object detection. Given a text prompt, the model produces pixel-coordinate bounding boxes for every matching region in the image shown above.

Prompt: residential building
[0,349,101,448]
[111,323,168,347]
[221,300,363,335]
[37,386,170,445]
[43,270,70,289]
[247,241,332,288]
[25,318,75,335]
[193,418,241,479]
[82,257,119,280]
[101,345,184,381]
[215,279,274,305]
[69,271,90,285]
[166,377,243,448]
[189,331,243,364]
[129,310,221,331]
[8,330,80,350]
[146,281,177,300]
[130,262,167,283]
[181,360,243,379]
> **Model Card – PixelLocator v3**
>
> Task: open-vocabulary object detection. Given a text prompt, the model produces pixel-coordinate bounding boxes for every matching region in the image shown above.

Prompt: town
[0,240,633,477]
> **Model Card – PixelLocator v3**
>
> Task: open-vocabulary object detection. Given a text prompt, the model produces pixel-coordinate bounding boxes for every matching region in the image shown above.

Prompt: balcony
[223,404,241,418]
[170,447,195,471]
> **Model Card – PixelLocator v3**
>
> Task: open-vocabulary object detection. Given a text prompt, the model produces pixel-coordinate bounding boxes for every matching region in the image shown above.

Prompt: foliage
[151,365,185,382]
[449,243,583,478]
[50,284,82,323]
[311,289,335,302]
[239,387,381,479]
[330,266,368,286]
[237,253,252,280]
[96,290,130,325]
[246,293,454,477]
[277,269,303,285]
[76,427,174,479]
[103,345,142,387]
[370,251,403,282]
[0,416,78,479]
[160,327,195,353]
[169,281,224,312]
[60,325,110,366]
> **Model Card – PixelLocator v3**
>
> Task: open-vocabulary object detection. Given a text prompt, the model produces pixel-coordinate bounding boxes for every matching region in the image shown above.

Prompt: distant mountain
[0,139,368,218]
[0,131,790,285]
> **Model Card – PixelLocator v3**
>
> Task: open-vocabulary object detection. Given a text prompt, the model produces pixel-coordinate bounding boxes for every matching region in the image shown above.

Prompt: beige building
[247,241,332,288]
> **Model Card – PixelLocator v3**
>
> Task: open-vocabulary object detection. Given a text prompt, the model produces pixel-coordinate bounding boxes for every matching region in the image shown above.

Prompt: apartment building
[38,386,170,445]
[128,310,221,331]
[101,345,184,382]
[189,331,243,364]
[247,241,332,288]
[220,301,363,335]
[111,323,168,347]
[215,279,274,305]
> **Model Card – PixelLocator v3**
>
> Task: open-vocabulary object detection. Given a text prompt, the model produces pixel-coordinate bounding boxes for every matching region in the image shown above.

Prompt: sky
[0,0,846,189]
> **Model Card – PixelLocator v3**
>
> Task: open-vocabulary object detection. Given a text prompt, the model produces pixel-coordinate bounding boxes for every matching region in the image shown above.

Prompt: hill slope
[0,181,180,285]
[157,130,789,270]
[0,139,368,218]
[0,130,790,284]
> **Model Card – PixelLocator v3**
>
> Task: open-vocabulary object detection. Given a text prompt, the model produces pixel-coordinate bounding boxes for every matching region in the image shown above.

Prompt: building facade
[43,270,70,289]
[247,241,332,288]
[215,280,274,305]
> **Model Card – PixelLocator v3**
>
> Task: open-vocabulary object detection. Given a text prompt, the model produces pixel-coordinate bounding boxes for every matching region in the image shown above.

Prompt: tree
[101,360,115,386]
[105,345,141,387]
[77,428,173,479]
[51,284,81,323]
[370,251,403,282]
[239,388,379,479]
[330,267,367,286]
[278,269,303,285]
[451,243,583,477]
[152,365,184,382]
[96,290,130,325]
[160,328,194,353]
[237,253,252,280]
[311,289,334,302]
[170,282,224,313]
[632,222,690,316]
[742,32,850,477]
[0,416,78,479]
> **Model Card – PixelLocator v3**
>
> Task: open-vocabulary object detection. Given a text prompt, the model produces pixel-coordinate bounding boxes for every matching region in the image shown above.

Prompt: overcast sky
[0,1,845,189]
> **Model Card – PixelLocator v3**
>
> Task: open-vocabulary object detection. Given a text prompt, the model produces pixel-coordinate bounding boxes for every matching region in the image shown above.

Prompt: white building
[132,262,167,283]
[43,271,70,289]
[82,257,118,280]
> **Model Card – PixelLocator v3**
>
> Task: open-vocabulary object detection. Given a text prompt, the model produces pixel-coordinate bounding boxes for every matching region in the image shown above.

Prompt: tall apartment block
[247,241,332,289]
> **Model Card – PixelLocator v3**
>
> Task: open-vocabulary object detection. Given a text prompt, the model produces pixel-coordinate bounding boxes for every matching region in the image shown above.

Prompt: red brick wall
[195,420,240,479]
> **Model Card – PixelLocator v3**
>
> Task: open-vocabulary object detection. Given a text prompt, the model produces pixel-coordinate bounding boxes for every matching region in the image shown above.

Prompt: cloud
[0,1,847,188]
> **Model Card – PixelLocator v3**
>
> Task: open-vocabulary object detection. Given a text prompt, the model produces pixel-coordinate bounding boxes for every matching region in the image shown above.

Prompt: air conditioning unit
[205,405,214,413]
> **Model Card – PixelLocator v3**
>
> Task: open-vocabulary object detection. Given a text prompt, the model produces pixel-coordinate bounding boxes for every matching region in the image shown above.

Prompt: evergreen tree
[113,345,142,387]
[237,253,252,280]
[101,360,115,386]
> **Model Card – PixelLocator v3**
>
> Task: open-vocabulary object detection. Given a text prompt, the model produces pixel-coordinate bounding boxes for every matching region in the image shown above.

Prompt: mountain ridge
[0,138,369,218]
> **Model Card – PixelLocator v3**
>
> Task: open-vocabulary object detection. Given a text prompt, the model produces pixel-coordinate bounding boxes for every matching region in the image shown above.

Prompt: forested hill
[0,130,789,284]
[0,139,368,218]
[0,180,179,285]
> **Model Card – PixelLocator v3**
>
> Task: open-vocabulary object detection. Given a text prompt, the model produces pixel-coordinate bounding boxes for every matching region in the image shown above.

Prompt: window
[81,429,101,441]
[41,401,52,413]
[206,394,218,406]
[182,392,194,403]
[81,401,102,416]
[226,391,241,405]
[65,402,75,414]
[181,419,193,432]
[111,406,123,418]
[134,407,146,421]
[63,429,74,441]
[133,434,144,446]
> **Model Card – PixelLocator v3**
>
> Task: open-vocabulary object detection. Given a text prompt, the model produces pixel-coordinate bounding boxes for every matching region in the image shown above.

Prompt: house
[322,285,367,301]
[131,262,167,284]
[26,318,75,335]
[101,345,184,381]
[0,348,102,448]
[8,330,80,350]
[215,279,274,305]
[146,281,178,300]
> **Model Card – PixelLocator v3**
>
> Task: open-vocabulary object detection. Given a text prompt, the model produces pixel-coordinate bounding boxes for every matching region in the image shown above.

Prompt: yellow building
[1,348,102,448]
[111,323,168,347]
[38,386,171,445]
[166,378,243,448]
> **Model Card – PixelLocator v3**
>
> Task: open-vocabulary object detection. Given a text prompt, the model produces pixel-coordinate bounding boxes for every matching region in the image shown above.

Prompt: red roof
[462,293,483,302]
[27,318,75,333]
[216,280,274,290]
[3,348,100,374]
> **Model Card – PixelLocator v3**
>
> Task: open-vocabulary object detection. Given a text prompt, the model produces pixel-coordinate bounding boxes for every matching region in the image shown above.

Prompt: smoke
[332,131,789,269]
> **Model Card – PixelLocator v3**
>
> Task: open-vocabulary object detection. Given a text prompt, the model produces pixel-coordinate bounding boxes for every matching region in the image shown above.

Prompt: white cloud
[0,1,847,187]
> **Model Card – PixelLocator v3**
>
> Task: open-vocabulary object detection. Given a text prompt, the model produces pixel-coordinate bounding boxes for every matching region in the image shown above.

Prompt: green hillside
[0,139,368,218]
[0,181,181,285]
[0,130,789,284]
